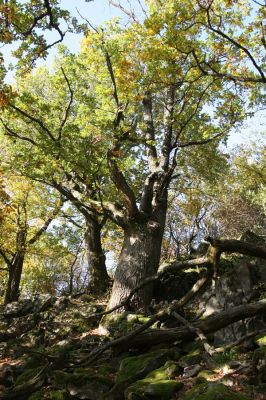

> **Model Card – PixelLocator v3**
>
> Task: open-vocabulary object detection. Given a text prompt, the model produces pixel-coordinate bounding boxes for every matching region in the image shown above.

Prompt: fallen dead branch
[83,270,213,363]
[82,237,266,363]
[214,328,266,353]
[126,299,266,350]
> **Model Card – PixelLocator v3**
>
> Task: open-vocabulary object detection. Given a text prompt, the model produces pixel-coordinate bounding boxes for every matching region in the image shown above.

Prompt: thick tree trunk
[108,203,167,311]
[4,253,25,304]
[85,215,110,295]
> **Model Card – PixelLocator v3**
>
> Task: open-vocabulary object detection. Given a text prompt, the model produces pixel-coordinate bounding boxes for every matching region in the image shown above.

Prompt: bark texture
[85,215,110,295]
[108,206,167,311]
[4,252,25,304]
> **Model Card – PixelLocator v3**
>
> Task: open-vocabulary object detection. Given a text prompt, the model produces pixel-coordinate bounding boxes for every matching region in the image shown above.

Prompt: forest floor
[0,294,265,400]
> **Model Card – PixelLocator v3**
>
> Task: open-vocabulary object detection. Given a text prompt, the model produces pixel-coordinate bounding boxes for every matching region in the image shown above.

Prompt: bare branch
[194,2,266,83]
[104,50,123,127]
[142,92,158,171]
[172,311,215,359]
[10,104,56,142]
[214,328,266,353]
[107,143,139,217]
[27,198,64,245]
[57,67,74,142]
[206,236,266,259]
[0,248,11,267]
[0,117,38,146]
[177,131,223,148]
[160,85,175,171]
[52,180,126,227]
[87,256,210,319]
[85,270,211,363]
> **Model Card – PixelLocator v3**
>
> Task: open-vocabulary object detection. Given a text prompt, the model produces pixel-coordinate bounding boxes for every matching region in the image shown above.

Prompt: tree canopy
[0,2,265,399]
[0,0,264,329]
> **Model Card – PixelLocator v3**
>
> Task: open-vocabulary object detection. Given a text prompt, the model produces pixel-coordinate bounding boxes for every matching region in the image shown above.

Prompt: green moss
[184,382,250,400]
[126,379,183,399]
[137,316,151,324]
[54,369,113,387]
[181,348,201,359]
[145,361,180,380]
[197,370,215,380]
[213,348,240,366]
[195,376,207,384]
[97,363,114,376]
[125,360,183,399]
[116,349,175,385]
[253,346,266,363]
[28,392,42,400]
[48,390,67,400]
[179,347,202,366]
[14,367,44,387]
[102,312,153,336]
[255,332,266,347]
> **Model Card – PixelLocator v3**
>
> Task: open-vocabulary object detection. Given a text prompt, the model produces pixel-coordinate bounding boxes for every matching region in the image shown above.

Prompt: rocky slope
[0,294,265,400]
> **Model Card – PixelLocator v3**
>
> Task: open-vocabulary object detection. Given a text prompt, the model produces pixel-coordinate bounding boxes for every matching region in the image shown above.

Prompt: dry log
[122,299,266,350]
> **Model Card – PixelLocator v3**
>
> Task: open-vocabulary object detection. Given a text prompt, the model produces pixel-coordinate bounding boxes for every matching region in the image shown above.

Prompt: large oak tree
[1,0,265,309]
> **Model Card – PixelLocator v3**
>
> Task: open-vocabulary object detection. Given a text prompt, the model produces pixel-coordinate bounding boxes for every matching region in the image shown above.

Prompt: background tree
[0,57,111,296]
[0,170,63,303]
[211,142,266,238]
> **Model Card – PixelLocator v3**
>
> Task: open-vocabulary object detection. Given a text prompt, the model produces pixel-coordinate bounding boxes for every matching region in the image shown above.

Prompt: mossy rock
[97,363,115,376]
[254,332,266,347]
[145,361,181,380]
[184,382,250,400]
[116,349,178,385]
[110,349,179,398]
[54,370,113,399]
[14,366,44,387]
[197,370,215,379]
[54,369,113,387]
[179,347,202,367]
[197,369,215,381]
[102,312,153,337]
[126,379,183,399]
[125,361,183,399]
[47,390,68,400]
[28,392,42,400]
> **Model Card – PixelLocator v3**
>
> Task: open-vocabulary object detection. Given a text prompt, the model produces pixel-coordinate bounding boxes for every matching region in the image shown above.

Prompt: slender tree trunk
[69,263,74,296]
[108,201,167,311]
[4,252,25,304]
[85,214,110,295]
[4,227,27,304]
